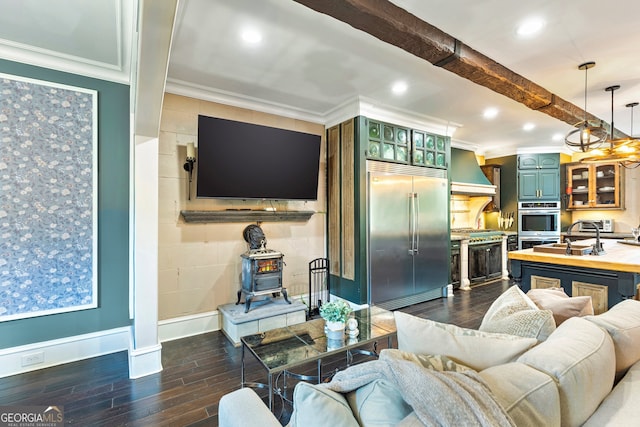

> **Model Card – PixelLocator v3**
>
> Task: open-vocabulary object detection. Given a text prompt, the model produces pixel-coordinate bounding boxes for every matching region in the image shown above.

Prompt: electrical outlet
[21,351,44,366]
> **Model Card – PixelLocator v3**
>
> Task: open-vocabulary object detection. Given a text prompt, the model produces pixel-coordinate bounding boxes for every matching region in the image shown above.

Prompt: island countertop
[508,238,640,274]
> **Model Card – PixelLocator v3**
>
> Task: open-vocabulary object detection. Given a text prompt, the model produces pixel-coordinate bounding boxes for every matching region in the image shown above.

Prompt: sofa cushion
[582,360,640,426]
[290,382,359,427]
[516,317,615,427]
[345,379,413,427]
[479,285,556,341]
[526,287,594,325]
[394,311,538,371]
[479,362,560,427]
[584,299,640,379]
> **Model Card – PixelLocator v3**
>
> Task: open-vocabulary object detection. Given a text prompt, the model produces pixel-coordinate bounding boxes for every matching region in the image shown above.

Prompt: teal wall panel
[0,59,130,348]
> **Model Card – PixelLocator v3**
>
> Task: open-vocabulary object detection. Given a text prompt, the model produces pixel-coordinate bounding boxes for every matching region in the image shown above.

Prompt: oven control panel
[518,201,561,209]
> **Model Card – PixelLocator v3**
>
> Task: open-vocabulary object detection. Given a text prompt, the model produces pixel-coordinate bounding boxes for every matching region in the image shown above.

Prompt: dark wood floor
[0,280,509,426]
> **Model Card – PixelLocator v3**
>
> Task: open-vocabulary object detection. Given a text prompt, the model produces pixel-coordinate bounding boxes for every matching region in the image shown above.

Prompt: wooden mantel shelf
[180,210,315,223]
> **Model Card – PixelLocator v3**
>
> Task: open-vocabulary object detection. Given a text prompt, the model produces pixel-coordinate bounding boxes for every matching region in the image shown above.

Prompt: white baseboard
[128,342,163,379]
[0,327,130,378]
[158,310,221,343]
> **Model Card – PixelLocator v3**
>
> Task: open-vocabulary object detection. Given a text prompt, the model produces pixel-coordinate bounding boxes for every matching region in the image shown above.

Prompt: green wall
[0,59,131,348]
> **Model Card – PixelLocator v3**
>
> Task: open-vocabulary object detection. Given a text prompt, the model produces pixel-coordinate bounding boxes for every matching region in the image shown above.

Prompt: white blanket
[322,349,515,427]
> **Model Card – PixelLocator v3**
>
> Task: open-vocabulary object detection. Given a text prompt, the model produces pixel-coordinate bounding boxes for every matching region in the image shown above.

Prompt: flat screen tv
[196,115,321,200]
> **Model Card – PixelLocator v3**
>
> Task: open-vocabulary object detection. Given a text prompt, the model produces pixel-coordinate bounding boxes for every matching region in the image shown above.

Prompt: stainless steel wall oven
[518,201,561,250]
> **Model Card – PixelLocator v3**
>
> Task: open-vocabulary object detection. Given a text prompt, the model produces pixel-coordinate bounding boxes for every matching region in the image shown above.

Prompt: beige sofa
[219,289,640,427]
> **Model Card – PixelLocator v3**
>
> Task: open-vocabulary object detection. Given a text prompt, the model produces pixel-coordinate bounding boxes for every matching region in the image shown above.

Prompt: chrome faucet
[565,220,605,256]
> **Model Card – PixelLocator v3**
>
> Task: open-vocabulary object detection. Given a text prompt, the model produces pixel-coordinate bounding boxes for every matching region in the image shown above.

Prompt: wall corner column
[129,135,162,378]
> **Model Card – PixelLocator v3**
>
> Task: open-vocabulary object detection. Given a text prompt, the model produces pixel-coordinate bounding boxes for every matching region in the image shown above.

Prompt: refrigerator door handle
[414,192,419,254]
[408,192,415,255]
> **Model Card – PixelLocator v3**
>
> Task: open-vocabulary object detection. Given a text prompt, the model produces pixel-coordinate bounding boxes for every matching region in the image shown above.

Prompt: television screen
[196,115,321,200]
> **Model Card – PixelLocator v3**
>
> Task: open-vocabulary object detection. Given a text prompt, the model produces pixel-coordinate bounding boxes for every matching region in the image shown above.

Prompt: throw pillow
[383,349,474,373]
[345,379,413,427]
[394,311,538,371]
[479,285,556,341]
[526,287,594,325]
[290,382,359,427]
[584,299,640,379]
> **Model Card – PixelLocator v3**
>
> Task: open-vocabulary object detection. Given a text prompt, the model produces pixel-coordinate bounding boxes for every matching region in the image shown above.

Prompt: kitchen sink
[532,243,593,256]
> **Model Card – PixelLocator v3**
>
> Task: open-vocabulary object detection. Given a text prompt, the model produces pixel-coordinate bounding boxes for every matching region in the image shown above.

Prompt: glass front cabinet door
[365,118,448,169]
[566,162,623,209]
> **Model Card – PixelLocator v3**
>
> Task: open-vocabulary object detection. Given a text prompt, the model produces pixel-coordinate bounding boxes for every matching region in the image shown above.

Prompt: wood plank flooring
[0,280,509,426]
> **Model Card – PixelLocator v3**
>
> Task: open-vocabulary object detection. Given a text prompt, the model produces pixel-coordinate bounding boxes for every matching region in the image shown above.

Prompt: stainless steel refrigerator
[367,161,449,309]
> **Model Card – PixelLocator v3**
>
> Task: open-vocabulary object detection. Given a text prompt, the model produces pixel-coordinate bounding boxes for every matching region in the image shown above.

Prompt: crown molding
[0,0,134,85]
[165,78,326,124]
[325,95,460,137]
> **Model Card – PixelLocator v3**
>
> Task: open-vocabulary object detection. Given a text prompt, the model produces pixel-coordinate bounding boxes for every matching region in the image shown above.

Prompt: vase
[325,320,346,340]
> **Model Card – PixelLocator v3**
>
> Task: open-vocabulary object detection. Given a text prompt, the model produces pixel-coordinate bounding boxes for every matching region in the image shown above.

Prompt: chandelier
[565,62,608,152]
[580,86,640,169]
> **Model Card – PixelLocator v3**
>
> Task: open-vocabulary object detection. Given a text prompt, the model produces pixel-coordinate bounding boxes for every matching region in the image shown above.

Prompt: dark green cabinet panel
[539,169,560,199]
[518,171,539,199]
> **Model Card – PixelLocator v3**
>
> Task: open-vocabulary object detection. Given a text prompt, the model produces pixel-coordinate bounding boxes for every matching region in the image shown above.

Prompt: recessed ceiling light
[241,28,262,45]
[391,81,408,95]
[523,123,536,131]
[517,17,545,37]
[483,107,499,119]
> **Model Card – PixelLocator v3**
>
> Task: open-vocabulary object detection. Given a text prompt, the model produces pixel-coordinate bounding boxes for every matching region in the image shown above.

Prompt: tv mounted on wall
[196,115,321,200]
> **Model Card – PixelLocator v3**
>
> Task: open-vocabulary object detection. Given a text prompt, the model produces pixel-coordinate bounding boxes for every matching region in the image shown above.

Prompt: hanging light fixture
[565,62,608,152]
[617,102,640,168]
[581,86,640,168]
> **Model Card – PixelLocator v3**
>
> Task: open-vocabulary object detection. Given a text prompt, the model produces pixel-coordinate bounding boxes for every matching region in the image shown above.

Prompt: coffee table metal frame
[240,306,397,411]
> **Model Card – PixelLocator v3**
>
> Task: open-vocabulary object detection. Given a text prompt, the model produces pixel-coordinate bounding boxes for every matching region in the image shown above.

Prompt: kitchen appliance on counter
[518,201,561,250]
[368,161,449,309]
[578,219,614,233]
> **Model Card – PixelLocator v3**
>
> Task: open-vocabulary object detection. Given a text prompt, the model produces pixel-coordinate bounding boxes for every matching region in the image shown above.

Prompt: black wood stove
[236,225,291,312]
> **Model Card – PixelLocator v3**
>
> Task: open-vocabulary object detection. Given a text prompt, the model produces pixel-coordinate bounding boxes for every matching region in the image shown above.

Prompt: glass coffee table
[240,306,396,411]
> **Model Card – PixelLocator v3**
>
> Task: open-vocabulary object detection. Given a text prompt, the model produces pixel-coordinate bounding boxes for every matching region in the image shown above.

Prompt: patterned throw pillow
[480,285,556,341]
[383,348,473,372]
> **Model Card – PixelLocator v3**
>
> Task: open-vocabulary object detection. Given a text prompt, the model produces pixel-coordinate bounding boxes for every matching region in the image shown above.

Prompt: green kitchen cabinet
[517,153,560,200]
[366,118,448,169]
[518,153,560,170]
[412,130,448,168]
[366,119,410,164]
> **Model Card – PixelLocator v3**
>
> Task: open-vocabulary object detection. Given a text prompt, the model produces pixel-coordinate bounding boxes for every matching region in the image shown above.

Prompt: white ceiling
[1,0,639,157]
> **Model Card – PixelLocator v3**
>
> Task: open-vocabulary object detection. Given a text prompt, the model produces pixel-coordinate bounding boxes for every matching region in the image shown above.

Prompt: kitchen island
[509,238,640,312]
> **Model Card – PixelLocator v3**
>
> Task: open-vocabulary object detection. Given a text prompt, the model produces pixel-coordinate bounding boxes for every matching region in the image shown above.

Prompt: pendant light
[581,86,640,168]
[565,62,607,152]
[617,102,640,168]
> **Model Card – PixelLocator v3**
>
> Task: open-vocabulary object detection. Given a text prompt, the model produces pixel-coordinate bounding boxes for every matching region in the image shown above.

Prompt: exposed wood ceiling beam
[293,0,623,136]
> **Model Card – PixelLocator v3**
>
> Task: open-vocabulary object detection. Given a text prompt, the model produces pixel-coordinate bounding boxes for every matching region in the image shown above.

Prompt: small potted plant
[320,300,353,340]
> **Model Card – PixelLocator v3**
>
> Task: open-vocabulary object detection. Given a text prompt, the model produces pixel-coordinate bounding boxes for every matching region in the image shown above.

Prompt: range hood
[450,148,496,195]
